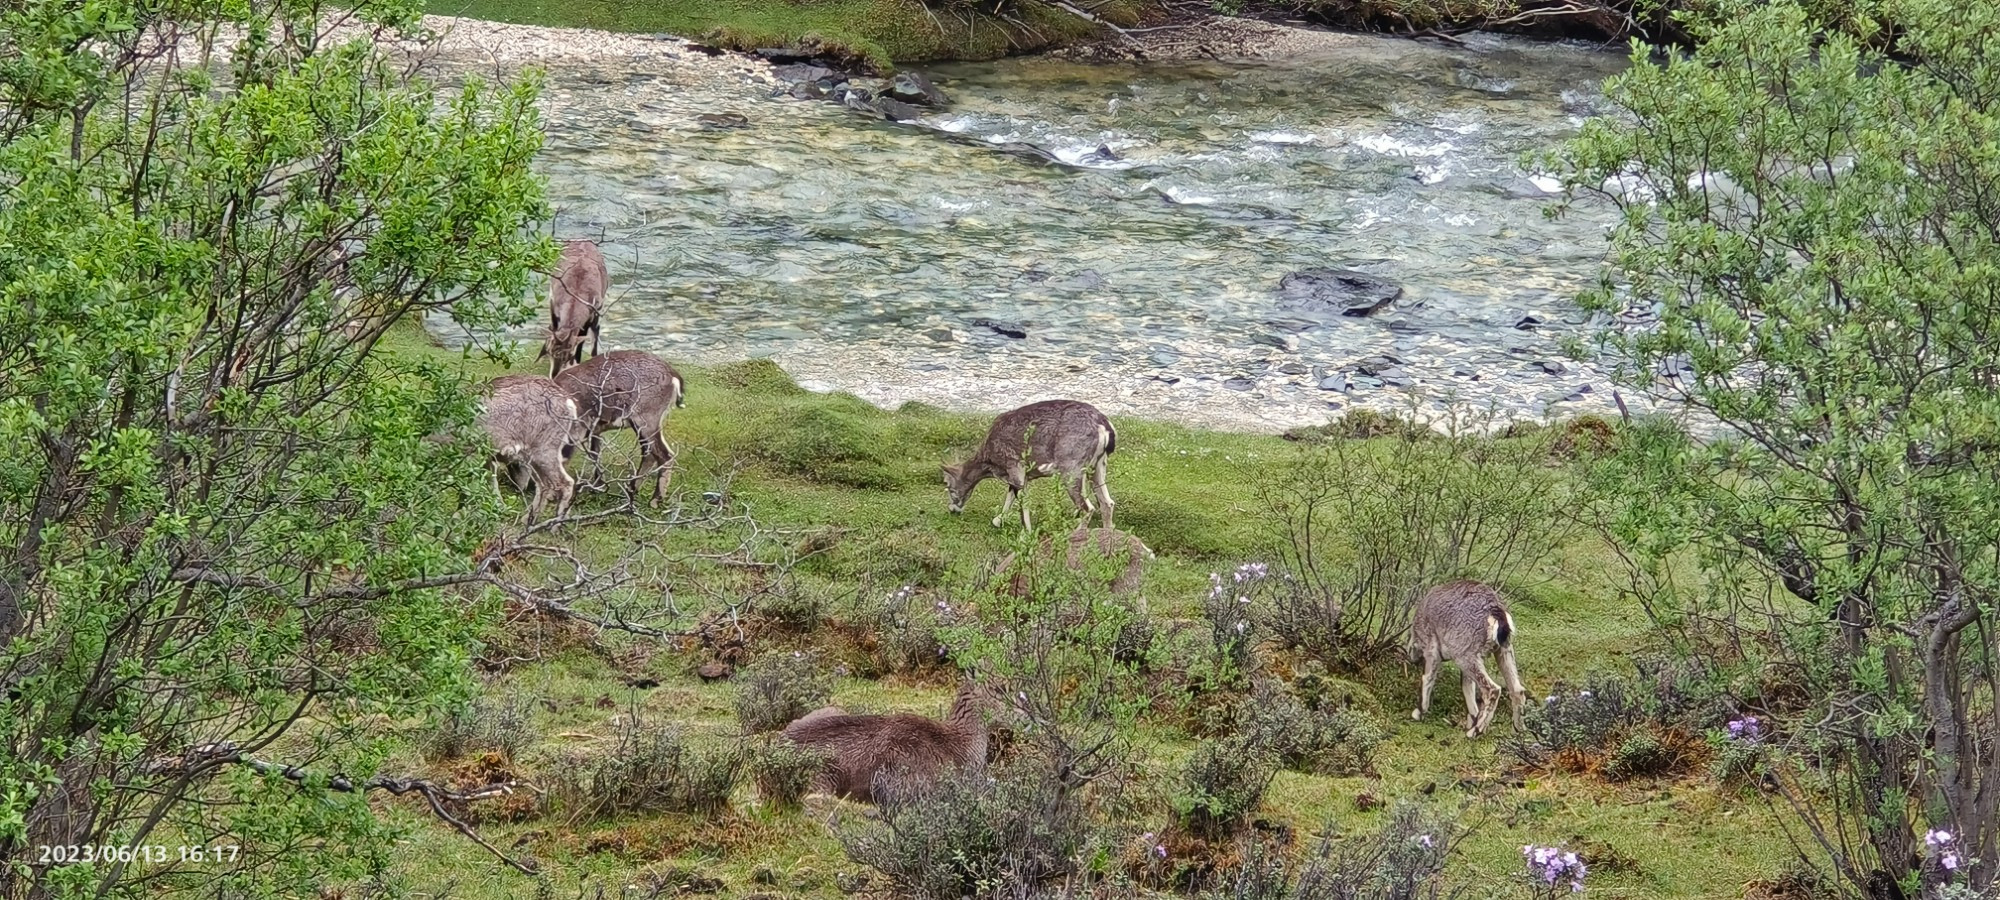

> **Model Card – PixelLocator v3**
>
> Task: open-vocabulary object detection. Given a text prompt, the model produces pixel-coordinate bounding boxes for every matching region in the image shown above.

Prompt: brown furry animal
[778,680,993,803]
[1408,579,1526,738]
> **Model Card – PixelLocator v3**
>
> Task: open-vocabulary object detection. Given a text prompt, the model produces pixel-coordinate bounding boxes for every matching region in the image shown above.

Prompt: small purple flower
[1926,829,1955,848]
[1155,844,1168,859]
[1943,853,1960,871]
[1416,834,1435,849]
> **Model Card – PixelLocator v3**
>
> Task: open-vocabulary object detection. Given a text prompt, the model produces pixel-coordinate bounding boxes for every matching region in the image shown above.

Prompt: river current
[430,30,1645,431]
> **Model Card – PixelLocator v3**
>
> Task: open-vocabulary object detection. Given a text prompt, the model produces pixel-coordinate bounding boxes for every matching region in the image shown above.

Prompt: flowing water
[430,31,1644,431]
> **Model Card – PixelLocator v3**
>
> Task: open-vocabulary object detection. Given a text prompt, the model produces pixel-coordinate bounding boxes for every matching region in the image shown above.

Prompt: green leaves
[1,1,547,893]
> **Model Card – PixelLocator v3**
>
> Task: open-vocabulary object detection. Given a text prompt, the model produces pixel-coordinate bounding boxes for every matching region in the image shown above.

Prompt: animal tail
[1102,418,1118,456]
[1489,607,1514,647]
[672,374,686,408]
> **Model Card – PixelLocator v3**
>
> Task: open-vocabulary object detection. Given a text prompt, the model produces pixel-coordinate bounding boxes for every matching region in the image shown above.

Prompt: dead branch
[147,742,539,875]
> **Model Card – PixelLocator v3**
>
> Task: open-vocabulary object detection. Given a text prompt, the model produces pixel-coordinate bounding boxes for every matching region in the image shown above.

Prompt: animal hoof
[1411,709,1421,721]
[991,516,1005,527]
[1465,728,1480,738]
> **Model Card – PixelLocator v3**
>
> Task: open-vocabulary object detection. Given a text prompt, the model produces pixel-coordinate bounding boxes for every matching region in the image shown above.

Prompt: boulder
[876,97,926,122]
[1277,269,1402,317]
[696,112,750,130]
[972,317,1028,339]
[886,71,949,107]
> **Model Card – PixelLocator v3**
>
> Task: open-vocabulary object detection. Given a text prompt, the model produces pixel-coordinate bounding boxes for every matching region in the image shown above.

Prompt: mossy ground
[353,323,1792,898]
[422,0,1142,68]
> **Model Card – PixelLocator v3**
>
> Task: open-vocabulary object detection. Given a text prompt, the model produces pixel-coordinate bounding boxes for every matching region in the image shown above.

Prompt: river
[429,28,1646,432]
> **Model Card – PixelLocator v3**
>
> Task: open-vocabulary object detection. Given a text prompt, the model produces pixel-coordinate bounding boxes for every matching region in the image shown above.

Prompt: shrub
[1206,802,1464,900]
[950,554,1148,791]
[1200,563,1271,687]
[844,584,958,677]
[1602,729,1676,781]
[840,762,1092,899]
[1244,685,1385,777]
[748,739,828,810]
[1173,733,1279,840]
[1505,671,1651,769]
[421,695,535,762]
[1257,408,1581,667]
[735,651,834,734]
[543,716,742,823]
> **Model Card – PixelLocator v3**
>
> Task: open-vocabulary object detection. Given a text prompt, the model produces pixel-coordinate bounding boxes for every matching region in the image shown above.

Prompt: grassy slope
[360,323,1792,899]
[420,0,1137,68]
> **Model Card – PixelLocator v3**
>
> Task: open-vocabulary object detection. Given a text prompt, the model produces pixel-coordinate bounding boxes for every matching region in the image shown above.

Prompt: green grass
[422,0,1142,69]
[356,323,1794,899]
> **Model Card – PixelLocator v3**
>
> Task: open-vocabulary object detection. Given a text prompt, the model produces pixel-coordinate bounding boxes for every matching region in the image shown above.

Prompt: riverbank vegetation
[421,0,1142,68]
[8,0,2000,898]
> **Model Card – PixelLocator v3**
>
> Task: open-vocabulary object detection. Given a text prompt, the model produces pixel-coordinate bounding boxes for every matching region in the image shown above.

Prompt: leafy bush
[1200,563,1271,687]
[748,739,828,810]
[1257,409,1581,666]
[1507,670,1706,780]
[1206,802,1464,900]
[840,762,1092,899]
[1244,685,1385,777]
[544,717,742,823]
[422,695,536,762]
[950,555,1148,791]
[1173,733,1279,840]
[735,651,835,734]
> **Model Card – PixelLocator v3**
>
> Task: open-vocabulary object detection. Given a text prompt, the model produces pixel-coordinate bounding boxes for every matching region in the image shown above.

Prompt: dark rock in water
[1149,350,1180,366]
[1151,373,1182,385]
[789,81,828,101]
[772,63,837,85]
[886,71,949,107]
[1082,143,1120,163]
[1277,269,1402,317]
[925,327,955,343]
[1278,362,1311,376]
[696,112,750,130]
[1514,315,1543,330]
[1353,354,1403,376]
[876,97,925,122]
[753,47,819,63]
[1537,360,1568,375]
[1223,377,1256,392]
[1452,367,1479,379]
[1571,383,1593,394]
[1015,267,1052,285]
[972,317,1028,339]
[1262,316,1316,334]
[1251,332,1298,352]
[1319,373,1349,392]
[1381,372,1413,387]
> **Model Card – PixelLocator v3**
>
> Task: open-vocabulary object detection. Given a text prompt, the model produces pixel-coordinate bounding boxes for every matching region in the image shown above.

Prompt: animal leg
[641,419,675,508]
[1458,667,1483,736]
[586,431,606,487]
[1466,657,1503,738]
[1092,455,1114,530]
[1497,644,1527,731]
[1413,643,1439,721]
[1065,472,1091,515]
[994,486,1018,528]
[542,454,576,522]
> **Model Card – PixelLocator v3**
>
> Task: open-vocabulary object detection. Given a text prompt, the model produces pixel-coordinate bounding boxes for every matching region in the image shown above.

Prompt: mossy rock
[708,358,808,397]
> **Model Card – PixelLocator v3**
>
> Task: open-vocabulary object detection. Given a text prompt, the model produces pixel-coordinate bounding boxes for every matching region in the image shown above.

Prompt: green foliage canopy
[0,0,548,894]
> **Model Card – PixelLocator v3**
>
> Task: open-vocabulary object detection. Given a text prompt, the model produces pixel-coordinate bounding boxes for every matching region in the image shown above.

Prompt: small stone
[1571,383,1593,394]
[1150,350,1181,366]
[1223,377,1256,391]
[696,112,750,130]
[1452,367,1478,378]
[925,327,955,342]
[1277,362,1311,375]
[1514,315,1543,330]
[697,661,731,680]
[1251,333,1299,352]
[1319,374,1349,392]
[876,97,925,122]
[1538,360,1568,375]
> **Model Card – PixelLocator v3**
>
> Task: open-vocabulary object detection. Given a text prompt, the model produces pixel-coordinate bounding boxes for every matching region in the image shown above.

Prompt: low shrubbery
[840,762,1092,899]
[543,716,742,823]
[734,651,835,734]
[421,695,536,762]
[1207,802,1464,900]
[747,738,829,810]
[1505,670,1708,781]
[1173,732,1280,840]
[1243,683,1385,777]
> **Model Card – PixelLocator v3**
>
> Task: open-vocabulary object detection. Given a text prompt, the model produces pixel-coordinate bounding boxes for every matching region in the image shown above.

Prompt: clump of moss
[739,396,901,489]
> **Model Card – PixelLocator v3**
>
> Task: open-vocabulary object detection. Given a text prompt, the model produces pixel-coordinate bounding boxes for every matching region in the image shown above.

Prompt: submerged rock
[1277,268,1402,317]
[876,97,926,122]
[972,317,1029,339]
[696,112,750,130]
